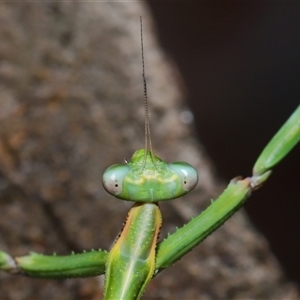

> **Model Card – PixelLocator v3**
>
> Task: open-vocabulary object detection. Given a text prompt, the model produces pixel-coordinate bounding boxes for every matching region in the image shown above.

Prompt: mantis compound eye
[168,162,198,192]
[102,164,130,196]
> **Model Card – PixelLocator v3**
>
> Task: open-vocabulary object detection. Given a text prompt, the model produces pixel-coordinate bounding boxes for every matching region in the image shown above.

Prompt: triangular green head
[102,149,198,202]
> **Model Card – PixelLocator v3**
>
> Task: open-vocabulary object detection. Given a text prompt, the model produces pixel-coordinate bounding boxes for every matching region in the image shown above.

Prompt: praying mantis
[0,17,300,299]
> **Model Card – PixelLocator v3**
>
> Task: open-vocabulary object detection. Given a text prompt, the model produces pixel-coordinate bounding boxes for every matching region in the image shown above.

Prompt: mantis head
[102,149,198,202]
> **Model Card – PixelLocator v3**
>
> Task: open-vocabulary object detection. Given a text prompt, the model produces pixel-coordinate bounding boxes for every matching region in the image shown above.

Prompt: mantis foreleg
[155,178,251,272]
[155,104,300,273]
[0,249,108,279]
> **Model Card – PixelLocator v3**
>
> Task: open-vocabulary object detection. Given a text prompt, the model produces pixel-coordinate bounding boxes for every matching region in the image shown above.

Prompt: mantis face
[102,149,198,202]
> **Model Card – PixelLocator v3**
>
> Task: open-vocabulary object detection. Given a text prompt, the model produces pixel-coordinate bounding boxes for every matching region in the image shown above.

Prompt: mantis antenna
[140,16,156,170]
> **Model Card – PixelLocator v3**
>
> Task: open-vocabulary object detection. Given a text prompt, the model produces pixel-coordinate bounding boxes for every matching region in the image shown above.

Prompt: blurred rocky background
[0,2,298,299]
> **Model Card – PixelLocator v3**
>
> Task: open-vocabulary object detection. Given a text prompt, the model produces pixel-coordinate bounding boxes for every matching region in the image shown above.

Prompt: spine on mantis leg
[104,203,162,300]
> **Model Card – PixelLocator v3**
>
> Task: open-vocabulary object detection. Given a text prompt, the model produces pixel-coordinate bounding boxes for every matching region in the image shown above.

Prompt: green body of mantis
[0,104,299,299]
[0,17,300,300]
